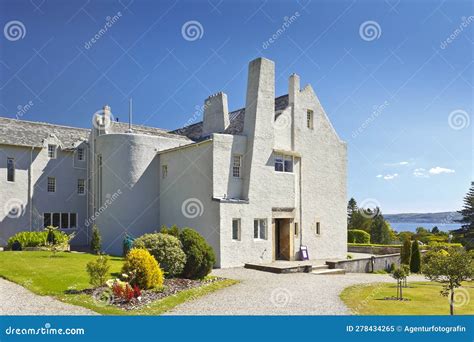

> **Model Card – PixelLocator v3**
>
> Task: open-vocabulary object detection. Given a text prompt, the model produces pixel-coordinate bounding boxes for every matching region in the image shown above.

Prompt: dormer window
[48,144,57,159]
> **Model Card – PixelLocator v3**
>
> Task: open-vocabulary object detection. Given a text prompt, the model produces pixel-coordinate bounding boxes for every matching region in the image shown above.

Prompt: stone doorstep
[244,262,332,274]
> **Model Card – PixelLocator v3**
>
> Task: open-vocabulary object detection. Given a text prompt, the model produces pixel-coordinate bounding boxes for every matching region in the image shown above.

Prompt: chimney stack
[288,73,300,105]
[202,92,229,135]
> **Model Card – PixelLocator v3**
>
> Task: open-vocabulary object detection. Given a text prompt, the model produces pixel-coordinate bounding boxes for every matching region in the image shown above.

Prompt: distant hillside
[384,212,462,223]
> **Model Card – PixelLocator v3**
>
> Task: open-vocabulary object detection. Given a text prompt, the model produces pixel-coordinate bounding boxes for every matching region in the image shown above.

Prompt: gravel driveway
[0,278,97,315]
[165,268,427,315]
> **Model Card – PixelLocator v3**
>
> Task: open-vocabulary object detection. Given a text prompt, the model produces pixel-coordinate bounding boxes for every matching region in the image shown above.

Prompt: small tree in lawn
[391,266,407,300]
[401,264,410,288]
[422,247,473,315]
[410,240,421,273]
[401,239,412,265]
[90,225,102,254]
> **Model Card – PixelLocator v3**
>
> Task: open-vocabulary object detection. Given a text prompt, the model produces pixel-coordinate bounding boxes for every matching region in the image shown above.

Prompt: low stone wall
[348,245,400,255]
[326,253,401,273]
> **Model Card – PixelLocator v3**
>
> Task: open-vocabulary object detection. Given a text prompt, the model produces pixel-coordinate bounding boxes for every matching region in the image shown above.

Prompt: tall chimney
[288,73,300,105]
[242,57,275,200]
[202,92,229,135]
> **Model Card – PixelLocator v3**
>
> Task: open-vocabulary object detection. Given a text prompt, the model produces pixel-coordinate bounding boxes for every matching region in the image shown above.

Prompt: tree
[422,247,473,315]
[455,183,474,250]
[370,211,392,244]
[347,198,358,229]
[410,240,421,273]
[400,239,412,265]
[391,266,407,300]
[401,264,410,288]
[90,225,102,254]
[431,226,440,234]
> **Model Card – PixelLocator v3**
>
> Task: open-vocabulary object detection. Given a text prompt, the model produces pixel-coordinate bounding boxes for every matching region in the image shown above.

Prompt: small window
[254,219,267,240]
[47,177,56,192]
[274,154,293,173]
[232,155,242,178]
[48,144,57,159]
[7,157,15,182]
[61,213,69,228]
[162,165,168,179]
[232,219,241,240]
[294,222,299,237]
[77,179,85,194]
[70,213,77,228]
[52,213,60,227]
[77,147,84,161]
[316,222,321,235]
[43,213,51,227]
[307,110,314,129]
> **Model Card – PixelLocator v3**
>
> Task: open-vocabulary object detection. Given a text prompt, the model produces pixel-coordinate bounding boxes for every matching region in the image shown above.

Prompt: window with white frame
[77,179,85,194]
[232,155,242,178]
[44,212,77,229]
[232,219,241,240]
[162,165,168,179]
[77,147,84,161]
[48,144,57,159]
[47,177,56,192]
[274,154,293,173]
[307,109,314,129]
[7,157,15,182]
[254,219,267,240]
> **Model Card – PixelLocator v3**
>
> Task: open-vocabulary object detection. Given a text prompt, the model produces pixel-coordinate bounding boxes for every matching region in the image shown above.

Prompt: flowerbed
[87,277,223,311]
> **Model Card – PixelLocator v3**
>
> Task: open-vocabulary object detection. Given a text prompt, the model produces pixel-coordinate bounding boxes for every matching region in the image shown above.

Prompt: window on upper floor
[162,165,168,179]
[77,147,84,161]
[48,144,57,159]
[77,179,85,195]
[232,155,242,178]
[47,177,56,192]
[7,157,15,182]
[307,109,314,129]
[254,219,267,240]
[274,154,293,173]
[232,219,241,240]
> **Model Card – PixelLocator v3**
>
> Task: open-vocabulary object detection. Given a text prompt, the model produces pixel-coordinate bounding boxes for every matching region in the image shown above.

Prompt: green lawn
[0,251,237,315]
[340,281,474,315]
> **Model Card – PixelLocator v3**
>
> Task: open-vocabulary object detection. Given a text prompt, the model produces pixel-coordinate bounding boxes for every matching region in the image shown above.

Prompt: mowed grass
[0,251,237,315]
[340,281,474,315]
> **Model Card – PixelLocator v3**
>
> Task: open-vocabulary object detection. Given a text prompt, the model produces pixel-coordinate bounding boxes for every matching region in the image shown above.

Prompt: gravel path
[0,278,98,315]
[166,268,427,315]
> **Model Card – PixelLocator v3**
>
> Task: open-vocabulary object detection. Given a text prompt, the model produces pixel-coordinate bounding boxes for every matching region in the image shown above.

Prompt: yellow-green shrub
[122,248,163,289]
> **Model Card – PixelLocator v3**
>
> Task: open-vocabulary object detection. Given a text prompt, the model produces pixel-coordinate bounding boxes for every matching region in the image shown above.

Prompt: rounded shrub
[347,229,370,244]
[179,228,216,279]
[133,233,186,278]
[122,248,163,289]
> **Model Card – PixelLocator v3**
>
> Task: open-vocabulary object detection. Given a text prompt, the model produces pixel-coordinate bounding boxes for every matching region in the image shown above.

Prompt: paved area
[166,268,427,315]
[0,278,98,315]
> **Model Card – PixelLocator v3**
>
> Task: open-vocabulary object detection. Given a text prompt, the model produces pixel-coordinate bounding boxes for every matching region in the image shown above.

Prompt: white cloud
[384,161,410,166]
[413,168,428,178]
[429,167,455,175]
[376,174,383,178]
[383,173,398,180]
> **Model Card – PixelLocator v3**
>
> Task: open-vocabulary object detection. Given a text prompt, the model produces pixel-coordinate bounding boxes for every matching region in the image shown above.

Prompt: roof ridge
[0,116,90,131]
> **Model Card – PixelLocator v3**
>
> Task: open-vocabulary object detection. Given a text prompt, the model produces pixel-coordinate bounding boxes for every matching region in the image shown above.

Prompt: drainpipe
[299,157,303,248]
[29,146,33,230]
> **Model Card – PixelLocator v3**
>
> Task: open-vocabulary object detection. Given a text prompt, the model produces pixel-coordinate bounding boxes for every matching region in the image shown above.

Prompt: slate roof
[0,117,90,148]
[0,95,288,148]
[172,94,289,141]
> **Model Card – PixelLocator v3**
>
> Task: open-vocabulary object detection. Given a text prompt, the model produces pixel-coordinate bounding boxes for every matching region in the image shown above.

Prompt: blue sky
[0,0,472,214]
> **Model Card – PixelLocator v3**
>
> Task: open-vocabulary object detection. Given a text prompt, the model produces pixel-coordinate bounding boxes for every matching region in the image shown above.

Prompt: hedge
[347,229,370,244]
[7,230,70,249]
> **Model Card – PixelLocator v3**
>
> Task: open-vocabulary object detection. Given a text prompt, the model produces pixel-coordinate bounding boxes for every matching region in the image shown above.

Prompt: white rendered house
[0,58,347,267]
